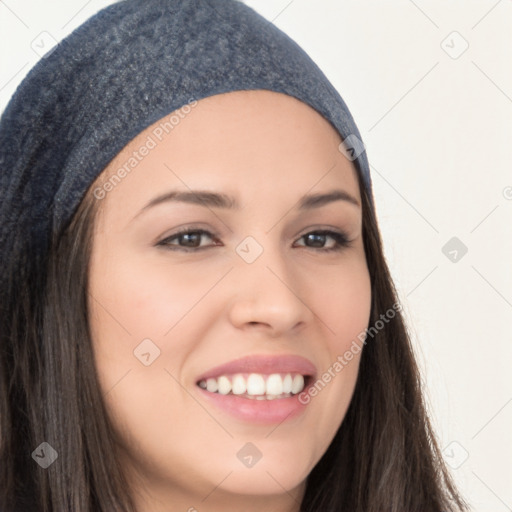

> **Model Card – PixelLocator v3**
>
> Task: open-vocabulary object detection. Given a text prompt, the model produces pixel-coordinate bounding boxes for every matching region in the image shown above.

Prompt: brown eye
[158,229,219,251]
[294,230,351,252]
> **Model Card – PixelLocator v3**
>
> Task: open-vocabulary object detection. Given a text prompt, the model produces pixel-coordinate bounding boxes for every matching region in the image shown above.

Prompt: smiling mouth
[196,372,311,400]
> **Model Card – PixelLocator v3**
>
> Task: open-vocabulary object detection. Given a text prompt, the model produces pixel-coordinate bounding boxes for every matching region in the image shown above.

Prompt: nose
[227,245,314,337]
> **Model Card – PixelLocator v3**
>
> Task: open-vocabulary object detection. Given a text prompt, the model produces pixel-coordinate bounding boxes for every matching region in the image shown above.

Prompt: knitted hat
[0,0,373,271]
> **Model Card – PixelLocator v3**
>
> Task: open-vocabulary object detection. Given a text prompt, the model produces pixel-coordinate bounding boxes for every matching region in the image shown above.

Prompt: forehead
[95,90,361,216]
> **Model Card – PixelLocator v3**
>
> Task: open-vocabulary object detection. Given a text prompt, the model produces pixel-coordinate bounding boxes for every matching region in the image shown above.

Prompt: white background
[1,1,511,510]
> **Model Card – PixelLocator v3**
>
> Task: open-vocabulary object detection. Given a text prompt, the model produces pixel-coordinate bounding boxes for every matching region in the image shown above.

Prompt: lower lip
[196,386,311,425]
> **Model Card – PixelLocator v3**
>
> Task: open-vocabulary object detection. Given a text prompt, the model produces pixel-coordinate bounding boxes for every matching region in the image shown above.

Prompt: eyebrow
[134,188,360,219]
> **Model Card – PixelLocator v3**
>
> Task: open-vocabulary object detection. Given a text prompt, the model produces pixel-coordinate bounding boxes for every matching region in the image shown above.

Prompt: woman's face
[88,90,371,511]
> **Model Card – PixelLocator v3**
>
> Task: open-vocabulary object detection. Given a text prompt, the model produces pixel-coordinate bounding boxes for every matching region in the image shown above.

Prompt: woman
[0,0,468,510]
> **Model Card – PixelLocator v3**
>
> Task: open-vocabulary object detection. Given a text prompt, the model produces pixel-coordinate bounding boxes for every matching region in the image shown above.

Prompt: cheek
[297,257,371,452]
[307,255,372,347]
[87,246,228,404]
[87,249,211,480]
[89,246,225,341]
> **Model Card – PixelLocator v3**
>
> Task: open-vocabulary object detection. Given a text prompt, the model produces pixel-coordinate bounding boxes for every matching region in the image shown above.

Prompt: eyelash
[156,228,352,253]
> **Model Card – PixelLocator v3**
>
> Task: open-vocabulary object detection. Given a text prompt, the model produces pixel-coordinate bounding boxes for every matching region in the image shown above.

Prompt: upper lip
[195,354,317,383]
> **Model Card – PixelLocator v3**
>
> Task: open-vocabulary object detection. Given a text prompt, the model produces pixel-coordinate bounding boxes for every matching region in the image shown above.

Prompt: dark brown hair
[301,170,468,511]
[0,166,468,511]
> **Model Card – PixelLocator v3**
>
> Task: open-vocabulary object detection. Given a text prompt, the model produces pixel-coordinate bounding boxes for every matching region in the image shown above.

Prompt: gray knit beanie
[0,0,373,275]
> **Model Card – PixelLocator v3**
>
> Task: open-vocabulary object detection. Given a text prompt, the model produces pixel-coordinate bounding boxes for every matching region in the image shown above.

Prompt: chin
[217,464,308,497]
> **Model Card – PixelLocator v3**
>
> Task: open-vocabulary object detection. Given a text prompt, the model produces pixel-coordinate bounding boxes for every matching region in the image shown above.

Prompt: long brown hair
[0,167,468,511]
[301,169,468,511]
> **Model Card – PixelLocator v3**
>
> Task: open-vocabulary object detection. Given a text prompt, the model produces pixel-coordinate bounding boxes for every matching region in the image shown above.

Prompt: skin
[88,89,372,512]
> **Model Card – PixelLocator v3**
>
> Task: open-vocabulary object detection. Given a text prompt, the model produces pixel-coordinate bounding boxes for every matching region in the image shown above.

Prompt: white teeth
[217,375,231,395]
[197,372,307,398]
[283,374,293,394]
[231,374,246,395]
[246,373,266,395]
[266,373,283,395]
[206,378,218,393]
[291,374,304,394]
